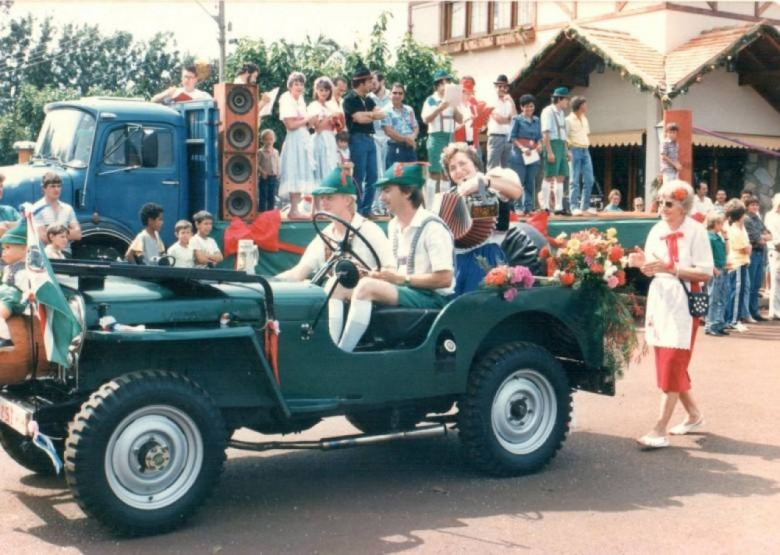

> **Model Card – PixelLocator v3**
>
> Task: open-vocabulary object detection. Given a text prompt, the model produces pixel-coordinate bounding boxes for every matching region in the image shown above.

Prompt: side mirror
[141,130,158,167]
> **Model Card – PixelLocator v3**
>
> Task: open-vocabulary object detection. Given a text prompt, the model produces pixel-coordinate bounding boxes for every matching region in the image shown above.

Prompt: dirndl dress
[307,101,339,182]
[454,239,505,297]
[279,92,315,196]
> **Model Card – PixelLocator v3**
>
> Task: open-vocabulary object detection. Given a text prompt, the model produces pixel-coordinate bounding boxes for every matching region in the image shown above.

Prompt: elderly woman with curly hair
[440,142,523,296]
[630,180,713,449]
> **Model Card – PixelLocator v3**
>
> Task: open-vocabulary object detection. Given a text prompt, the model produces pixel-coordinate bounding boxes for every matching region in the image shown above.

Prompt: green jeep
[0,240,615,536]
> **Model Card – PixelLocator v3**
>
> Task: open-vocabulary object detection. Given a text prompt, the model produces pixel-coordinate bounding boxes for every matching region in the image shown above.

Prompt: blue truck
[1,97,221,259]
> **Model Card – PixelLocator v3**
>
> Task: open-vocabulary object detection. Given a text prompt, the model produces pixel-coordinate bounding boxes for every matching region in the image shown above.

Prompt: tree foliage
[0,9,454,164]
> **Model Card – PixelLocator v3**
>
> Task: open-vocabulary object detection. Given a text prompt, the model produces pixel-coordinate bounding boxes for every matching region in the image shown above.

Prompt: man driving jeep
[337,162,455,352]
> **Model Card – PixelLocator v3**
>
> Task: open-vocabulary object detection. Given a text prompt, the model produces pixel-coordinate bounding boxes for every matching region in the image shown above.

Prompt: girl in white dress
[307,77,340,183]
[279,72,316,219]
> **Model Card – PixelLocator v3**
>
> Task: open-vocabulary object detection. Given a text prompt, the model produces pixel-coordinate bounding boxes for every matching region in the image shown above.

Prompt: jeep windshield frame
[33,108,96,168]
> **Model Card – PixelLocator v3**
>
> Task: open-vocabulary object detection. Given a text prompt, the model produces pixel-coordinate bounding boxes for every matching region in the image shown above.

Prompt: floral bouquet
[482,264,535,301]
[540,227,627,289]
[540,227,642,377]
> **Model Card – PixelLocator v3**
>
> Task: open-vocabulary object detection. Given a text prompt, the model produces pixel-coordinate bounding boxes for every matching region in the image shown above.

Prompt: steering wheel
[310,211,381,286]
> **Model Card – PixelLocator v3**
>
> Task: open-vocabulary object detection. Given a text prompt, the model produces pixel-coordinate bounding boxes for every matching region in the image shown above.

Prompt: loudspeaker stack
[214,83,258,219]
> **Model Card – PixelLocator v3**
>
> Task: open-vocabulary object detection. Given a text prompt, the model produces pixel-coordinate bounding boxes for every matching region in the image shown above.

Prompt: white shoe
[571,208,583,216]
[734,322,749,333]
[587,207,598,215]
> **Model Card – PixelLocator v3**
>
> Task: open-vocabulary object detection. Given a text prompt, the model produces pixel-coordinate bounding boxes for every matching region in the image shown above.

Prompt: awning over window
[589,130,644,147]
[692,132,780,151]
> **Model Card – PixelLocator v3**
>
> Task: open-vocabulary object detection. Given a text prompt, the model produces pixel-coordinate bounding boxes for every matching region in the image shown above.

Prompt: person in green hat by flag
[276,167,394,343]
[336,162,455,352]
[0,219,30,350]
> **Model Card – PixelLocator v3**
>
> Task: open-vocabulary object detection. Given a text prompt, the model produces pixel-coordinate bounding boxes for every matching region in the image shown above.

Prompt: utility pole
[216,0,226,82]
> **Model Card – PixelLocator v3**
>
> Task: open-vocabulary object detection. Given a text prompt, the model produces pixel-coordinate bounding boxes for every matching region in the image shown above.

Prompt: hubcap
[105,405,203,510]
[491,369,557,455]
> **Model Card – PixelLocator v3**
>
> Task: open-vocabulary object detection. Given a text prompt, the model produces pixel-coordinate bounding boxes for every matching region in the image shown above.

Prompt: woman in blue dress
[508,94,542,215]
[307,77,340,183]
[441,143,523,296]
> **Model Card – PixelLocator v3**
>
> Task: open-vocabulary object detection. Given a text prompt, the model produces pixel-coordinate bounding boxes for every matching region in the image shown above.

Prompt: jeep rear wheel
[0,423,63,476]
[65,370,227,536]
[459,342,571,476]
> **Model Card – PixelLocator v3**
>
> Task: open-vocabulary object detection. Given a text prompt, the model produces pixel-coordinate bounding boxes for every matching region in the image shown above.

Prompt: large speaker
[214,83,259,219]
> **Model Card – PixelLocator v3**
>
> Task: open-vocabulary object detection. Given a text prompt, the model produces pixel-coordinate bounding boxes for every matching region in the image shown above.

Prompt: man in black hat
[486,74,517,170]
[343,66,386,218]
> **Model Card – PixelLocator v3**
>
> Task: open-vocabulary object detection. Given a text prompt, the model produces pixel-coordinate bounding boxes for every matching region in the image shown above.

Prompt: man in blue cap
[0,219,29,351]
[336,162,454,352]
[421,70,463,208]
[540,86,571,215]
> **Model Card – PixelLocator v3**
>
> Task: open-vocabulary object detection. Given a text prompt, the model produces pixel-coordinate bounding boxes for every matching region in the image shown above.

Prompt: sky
[9,0,409,59]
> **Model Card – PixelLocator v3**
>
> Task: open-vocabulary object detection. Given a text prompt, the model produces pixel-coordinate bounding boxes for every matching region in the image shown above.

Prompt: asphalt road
[1,321,778,554]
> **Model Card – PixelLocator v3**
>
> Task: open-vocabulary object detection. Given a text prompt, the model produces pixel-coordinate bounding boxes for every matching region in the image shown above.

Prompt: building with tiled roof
[409,1,780,208]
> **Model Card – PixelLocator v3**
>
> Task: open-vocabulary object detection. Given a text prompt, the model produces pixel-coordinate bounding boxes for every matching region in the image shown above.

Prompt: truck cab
[0,98,220,258]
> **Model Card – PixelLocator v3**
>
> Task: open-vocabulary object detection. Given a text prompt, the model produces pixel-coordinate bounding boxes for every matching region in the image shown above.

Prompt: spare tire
[500,223,548,276]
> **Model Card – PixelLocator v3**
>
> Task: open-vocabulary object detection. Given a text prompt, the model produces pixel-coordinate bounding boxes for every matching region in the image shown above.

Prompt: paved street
[1,321,778,554]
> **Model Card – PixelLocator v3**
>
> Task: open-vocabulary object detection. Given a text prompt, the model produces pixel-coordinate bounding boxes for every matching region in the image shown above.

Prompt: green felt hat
[1,219,26,245]
[552,86,570,97]
[373,162,427,189]
[311,167,357,196]
[433,69,452,83]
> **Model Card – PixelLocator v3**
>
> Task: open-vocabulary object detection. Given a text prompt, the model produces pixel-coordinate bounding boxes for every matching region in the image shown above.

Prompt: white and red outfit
[643,216,713,392]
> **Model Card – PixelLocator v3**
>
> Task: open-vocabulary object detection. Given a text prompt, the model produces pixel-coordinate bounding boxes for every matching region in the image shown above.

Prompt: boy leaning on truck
[0,220,29,351]
[125,203,165,265]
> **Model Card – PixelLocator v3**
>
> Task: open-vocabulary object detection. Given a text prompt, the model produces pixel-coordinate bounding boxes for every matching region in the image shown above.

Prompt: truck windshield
[34,108,96,166]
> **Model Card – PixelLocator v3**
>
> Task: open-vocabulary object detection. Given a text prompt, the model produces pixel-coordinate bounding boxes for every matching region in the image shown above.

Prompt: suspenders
[392,216,454,275]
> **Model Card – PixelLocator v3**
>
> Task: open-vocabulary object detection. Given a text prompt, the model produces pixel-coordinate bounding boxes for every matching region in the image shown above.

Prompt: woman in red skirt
[630,180,713,449]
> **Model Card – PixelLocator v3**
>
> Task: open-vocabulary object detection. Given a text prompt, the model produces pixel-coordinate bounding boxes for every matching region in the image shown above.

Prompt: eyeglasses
[391,92,404,95]
[44,182,62,188]
[662,200,677,209]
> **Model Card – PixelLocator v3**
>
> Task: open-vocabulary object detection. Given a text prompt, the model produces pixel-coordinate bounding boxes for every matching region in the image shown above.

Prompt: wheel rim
[105,405,203,510]
[491,369,557,455]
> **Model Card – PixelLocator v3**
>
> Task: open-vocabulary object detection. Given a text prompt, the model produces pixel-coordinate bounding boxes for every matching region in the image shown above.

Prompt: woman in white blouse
[630,180,713,449]
[278,72,317,219]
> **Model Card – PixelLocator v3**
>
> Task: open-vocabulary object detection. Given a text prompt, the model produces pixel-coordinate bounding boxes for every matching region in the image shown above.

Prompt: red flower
[672,187,687,201]
[546,257,557,277]
[581,243,597,258]
[608,245,624,262]
[590,263,604,274]
[539,246,550,259]
[485,267,508,287]
[616,270,626,286]
[560,272,575,286]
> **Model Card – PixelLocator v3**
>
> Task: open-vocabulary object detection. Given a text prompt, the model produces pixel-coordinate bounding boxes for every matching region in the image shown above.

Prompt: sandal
[636,434,669,449]
[669,417,704,436]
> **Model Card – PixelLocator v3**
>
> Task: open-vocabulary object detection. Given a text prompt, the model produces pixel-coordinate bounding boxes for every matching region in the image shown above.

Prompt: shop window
[443,1,536,42]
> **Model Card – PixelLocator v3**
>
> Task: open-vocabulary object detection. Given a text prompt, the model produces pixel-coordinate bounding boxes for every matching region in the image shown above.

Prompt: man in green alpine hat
[336,162,455,352]
[421,69,462,209]
[1,219,29,351]
[276,167,393,343]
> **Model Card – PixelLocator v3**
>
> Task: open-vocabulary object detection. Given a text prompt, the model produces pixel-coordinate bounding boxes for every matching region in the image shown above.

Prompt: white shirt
[31,198,78,252]
[167,242,195,268]
[279,91,307,120]
[128,229,165,264]
[643,217,714,349]
[421,94,456,134]
[369,89,392,136]
[487,95,514,136]
[299,213,393,274]
[692,195,714,216]
[765,209,780,251]
[190,235,221,268]
[389,207,455,296]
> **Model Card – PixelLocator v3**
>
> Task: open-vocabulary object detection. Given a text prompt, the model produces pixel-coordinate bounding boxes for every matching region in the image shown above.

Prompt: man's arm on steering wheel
[369,268,453,289]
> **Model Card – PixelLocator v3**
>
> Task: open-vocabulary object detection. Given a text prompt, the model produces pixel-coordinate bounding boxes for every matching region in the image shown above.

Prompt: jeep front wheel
[64,371,227,536]
[459,342,571,476]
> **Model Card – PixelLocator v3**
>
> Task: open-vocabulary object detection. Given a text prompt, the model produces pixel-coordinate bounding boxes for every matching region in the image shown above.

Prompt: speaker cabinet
[214,83,259,219]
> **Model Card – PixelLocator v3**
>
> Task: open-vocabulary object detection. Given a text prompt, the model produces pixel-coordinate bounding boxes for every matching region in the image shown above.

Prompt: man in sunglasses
[382,83,419,168]
[30,172,82,256]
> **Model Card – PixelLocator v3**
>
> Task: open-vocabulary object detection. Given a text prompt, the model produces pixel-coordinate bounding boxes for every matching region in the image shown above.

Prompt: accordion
[435,177,498,248]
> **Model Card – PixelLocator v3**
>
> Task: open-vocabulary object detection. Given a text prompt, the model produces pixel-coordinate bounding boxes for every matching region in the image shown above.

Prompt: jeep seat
[360,306,440,350]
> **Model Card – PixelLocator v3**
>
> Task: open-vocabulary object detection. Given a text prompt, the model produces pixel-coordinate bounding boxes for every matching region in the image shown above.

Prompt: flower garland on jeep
[482,264,535,301]
[540,227,643,377]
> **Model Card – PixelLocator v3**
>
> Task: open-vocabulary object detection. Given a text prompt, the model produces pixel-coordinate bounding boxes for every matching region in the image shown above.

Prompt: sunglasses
[662,200,677,209]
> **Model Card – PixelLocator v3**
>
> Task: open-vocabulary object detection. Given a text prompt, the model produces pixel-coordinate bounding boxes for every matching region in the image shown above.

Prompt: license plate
[0,396,33,436]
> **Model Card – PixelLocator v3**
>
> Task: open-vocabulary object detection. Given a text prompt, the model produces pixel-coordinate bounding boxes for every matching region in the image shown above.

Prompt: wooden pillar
[711,148,719,192]
[662,109,692,184]
[605,149,613,192]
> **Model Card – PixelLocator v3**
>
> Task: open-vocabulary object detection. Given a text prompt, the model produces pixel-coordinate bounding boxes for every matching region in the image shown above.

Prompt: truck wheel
[459,342,571,477]
[346,408,422,435]
[0,423,63,476]
[64,370,227,536]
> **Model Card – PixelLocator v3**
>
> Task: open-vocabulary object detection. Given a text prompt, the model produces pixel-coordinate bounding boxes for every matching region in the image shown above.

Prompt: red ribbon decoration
[662,231,683,268]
